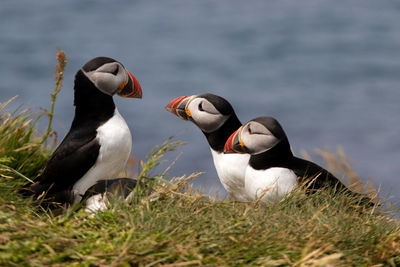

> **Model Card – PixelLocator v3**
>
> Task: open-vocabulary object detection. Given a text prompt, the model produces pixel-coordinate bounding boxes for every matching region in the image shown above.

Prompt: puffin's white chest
[72,109,132,202]
[210,149,250,201]
[245,167,298,202]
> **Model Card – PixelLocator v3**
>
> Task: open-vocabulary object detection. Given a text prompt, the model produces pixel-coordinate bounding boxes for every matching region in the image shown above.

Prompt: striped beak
[117,70,142,98]
[224,127,247,154]
[165,96,193,120]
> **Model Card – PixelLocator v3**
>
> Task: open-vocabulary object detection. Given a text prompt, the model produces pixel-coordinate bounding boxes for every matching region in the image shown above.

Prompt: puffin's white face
[82,62,128,96]
[239,121,280,154]
[224,120,281,155]
[186,97,230,133]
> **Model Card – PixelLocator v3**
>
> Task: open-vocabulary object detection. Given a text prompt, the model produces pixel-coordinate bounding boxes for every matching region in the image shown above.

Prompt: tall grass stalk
[40,47,66,144]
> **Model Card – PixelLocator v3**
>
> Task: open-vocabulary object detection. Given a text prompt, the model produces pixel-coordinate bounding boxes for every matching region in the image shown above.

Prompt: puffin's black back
[288,157,347,190]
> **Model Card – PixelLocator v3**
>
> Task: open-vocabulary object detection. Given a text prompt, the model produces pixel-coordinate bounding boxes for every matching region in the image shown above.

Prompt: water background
[1,0,399,204]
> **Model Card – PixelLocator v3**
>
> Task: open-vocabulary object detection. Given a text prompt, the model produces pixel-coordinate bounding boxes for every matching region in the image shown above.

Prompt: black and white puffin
[166,94,250,201]
[224,116,372,203]
[82,178,137,213]
[21,57,142,208]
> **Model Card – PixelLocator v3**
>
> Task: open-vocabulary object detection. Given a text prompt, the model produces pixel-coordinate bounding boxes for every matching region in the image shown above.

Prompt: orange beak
[117,70,142,98]
[224,127,246,154]
[165,96,192,120]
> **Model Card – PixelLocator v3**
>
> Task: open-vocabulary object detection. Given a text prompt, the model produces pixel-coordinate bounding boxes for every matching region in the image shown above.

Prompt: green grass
[0,172,399,266]
[0,51,400,266]
[0,97,52,188]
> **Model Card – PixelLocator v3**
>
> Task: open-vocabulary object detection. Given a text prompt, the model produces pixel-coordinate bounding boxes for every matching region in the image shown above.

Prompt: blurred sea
[1,0,399,204]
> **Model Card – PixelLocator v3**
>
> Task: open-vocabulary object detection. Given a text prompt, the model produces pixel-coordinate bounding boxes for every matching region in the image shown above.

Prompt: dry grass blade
[0,95,18,113]
[40,47,66,144]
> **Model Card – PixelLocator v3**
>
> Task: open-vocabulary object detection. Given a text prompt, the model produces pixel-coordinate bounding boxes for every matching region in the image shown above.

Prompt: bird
[20,57,142,209]
[224,116,373,204]
[82,178,137,214]
[166,94,250,201]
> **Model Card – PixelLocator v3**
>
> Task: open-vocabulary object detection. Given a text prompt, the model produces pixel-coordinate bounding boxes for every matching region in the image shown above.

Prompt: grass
[0,97,51,187]
[0,175,399,266]
[0,50,400,266]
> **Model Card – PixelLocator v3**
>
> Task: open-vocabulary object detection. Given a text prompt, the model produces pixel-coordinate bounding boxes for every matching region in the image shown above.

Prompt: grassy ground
[0,51,399,266]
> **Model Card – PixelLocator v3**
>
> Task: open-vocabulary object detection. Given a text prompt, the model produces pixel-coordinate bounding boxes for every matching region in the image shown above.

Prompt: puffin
[20,57,142,208]
[224,116,373,204]
[82,178,137,213]
[166,94,250,201]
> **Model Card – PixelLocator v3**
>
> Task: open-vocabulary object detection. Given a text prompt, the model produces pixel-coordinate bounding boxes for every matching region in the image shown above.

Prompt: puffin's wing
[27,134,101,197]
[291,157,346,190]
[292,157,374,205]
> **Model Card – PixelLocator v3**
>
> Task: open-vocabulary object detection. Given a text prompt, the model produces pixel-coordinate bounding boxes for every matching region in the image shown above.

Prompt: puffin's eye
[248,126,252,134]
[111,65,119,76]
[198,102,204,111]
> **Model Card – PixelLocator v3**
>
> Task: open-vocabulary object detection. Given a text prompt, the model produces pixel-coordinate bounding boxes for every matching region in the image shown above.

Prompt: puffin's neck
[249,138,294,170]
[203,113,242,152]
[71,70,116,128]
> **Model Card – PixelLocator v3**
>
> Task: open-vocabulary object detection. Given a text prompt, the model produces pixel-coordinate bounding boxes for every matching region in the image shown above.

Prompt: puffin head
[81,57,142,98]
[224,116,288,155]
[165,93,234,133]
